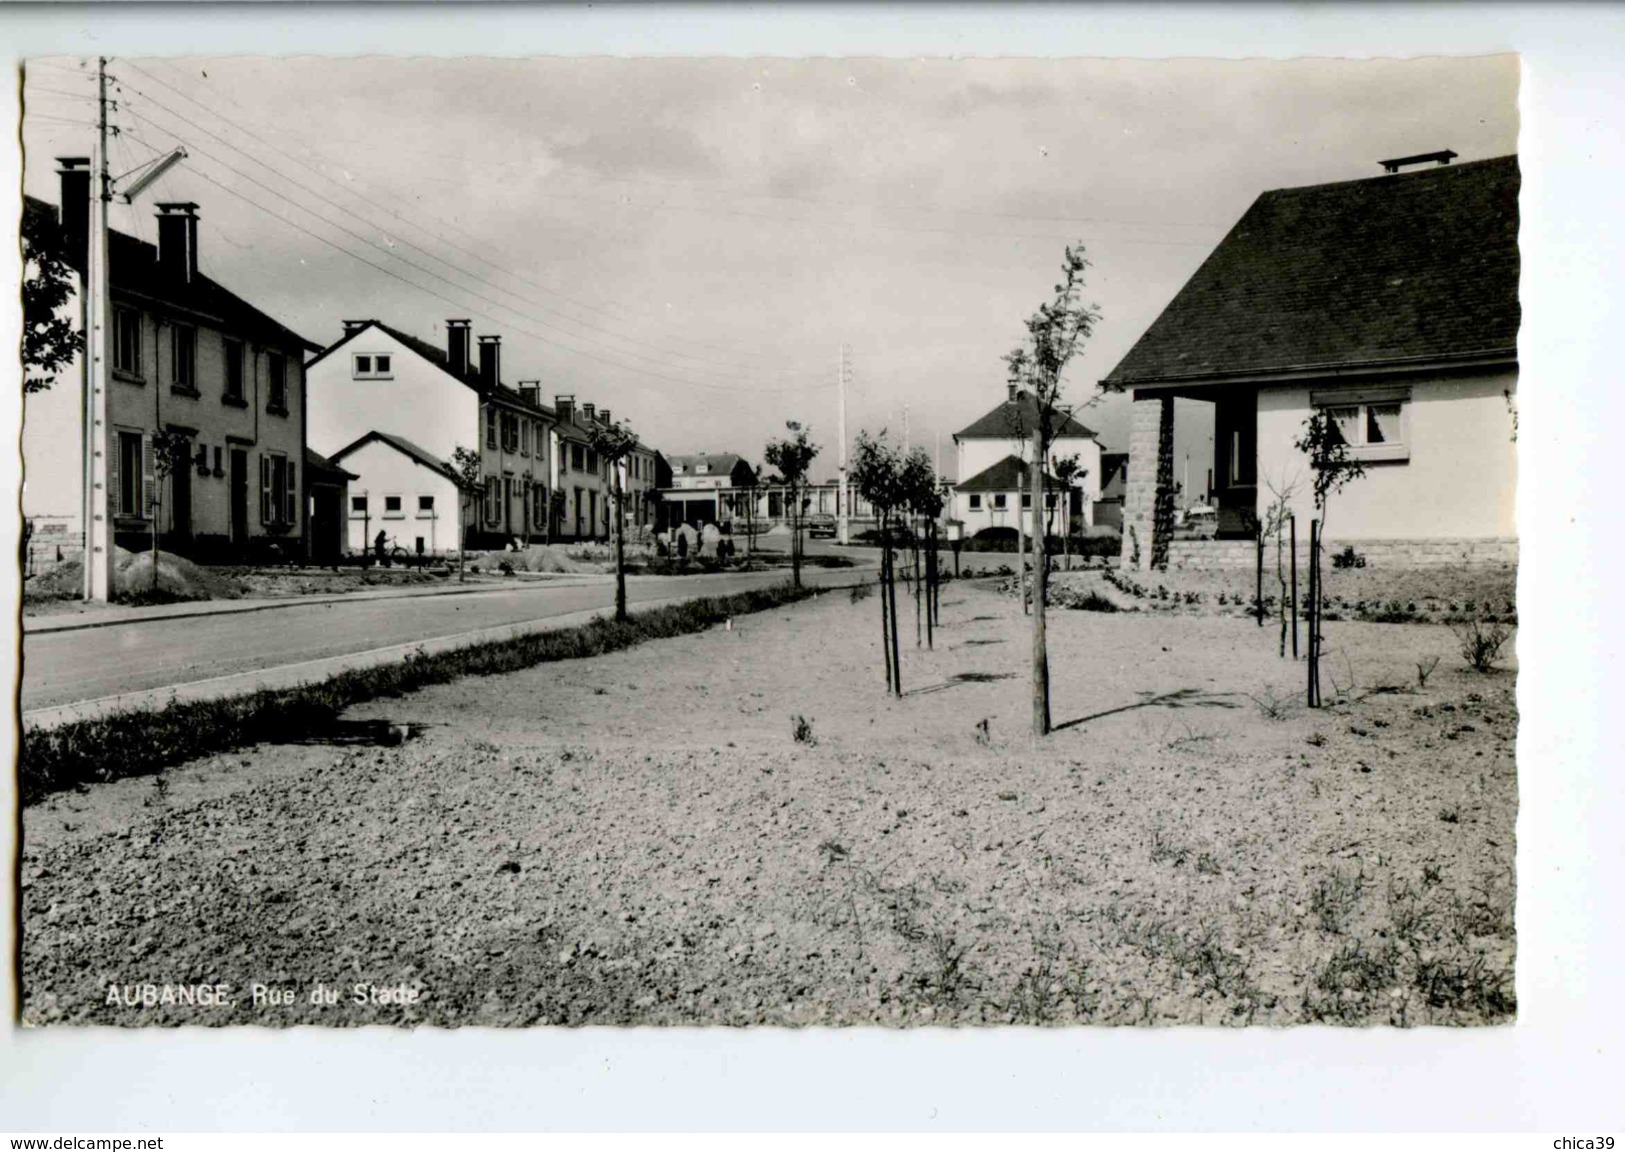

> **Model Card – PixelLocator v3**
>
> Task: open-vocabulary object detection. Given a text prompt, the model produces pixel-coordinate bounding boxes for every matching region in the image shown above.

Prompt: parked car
[807,512,837,538]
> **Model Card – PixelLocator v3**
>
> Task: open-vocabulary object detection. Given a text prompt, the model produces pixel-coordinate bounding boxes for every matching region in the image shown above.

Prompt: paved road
[21,564,865,713]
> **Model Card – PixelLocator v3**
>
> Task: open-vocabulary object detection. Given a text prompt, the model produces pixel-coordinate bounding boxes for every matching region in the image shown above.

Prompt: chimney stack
[56,157,90,274]
[555,394,575,424]
[446,319,471,378]
[342,319,370,335]
[477,334,501,389]
[581,402,596,425]
[1007,382,1018,402]
[518,380,540,407]
[599,408,612,426]
[155,202,200,285]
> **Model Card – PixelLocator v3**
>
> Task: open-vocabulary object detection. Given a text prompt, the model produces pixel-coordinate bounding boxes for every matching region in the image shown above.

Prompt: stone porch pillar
[1120,391,1176,570]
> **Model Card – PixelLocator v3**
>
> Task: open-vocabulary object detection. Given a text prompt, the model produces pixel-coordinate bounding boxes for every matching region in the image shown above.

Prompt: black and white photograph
[14,51,1526,1032]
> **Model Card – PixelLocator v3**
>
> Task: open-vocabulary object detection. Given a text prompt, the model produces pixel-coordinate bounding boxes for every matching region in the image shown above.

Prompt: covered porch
[1120,384,1255,570]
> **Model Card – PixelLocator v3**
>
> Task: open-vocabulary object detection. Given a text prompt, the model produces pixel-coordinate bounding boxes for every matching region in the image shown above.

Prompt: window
[571,443,585,471]
[585,447,598,474]
[484,476,501,524]
[223,340,245,403]
[384,495,404,518]
[418,495,435,515]
[968,493,982,511]
[696,462,710,474]
[267,353,288,413]
[1312,389,1411,463]
[352,353,392,380]
[1045,491,1058,509]
[501,413,519,454]
[116,430,146,517]
[113,308,142,377]
[171,325,197,393]
[521,420,531,456]
[351,495,368,514]
[485,406,497,450]
[1021,493,1033,509]
[260,452,294,525]
[993,493,1007,509]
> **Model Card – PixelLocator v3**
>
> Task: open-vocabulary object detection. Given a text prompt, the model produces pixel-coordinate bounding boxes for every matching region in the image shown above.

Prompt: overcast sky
[22,54,1517,486]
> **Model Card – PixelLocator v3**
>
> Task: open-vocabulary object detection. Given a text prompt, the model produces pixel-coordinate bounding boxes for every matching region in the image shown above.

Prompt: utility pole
[83,56,113,602]
[837,342,850,547]
[903,403,910,456]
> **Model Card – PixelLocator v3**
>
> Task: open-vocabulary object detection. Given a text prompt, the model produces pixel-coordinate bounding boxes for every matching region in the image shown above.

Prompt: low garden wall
[1163,536,1518,571]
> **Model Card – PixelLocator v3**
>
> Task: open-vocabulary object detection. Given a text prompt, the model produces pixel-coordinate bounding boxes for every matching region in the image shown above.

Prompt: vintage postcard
[17,54,1518,1027]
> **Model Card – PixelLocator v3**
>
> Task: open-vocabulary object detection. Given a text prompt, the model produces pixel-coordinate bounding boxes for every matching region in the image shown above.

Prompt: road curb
[22,573,612,636]
[23,575,866,730]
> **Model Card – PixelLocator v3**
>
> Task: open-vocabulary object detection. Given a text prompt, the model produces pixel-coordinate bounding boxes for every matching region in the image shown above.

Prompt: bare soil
[21,580,1515,1027]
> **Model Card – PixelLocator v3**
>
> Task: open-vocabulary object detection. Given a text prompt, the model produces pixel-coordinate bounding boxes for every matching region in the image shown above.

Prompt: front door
[171,453,192,546]
[229,448,249,550]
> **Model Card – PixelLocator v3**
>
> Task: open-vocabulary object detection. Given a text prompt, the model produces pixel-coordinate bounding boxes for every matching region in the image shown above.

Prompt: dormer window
[696,462,710,474]
[353,353,393,380]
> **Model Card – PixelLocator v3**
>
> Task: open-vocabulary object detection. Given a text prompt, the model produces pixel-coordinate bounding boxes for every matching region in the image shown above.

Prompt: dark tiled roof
[329,429,458,483]
[956,454,1060,493]
[954,390,1097,440]
[667,452,749,475]
[304,446,358,483]
[25,195,317,353]
[1103,156,1521,388]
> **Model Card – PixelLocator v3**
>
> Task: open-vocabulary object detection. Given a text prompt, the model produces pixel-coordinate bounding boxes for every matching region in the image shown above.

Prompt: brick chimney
[56,157,90,274]
[518,380,540,407]
[155,202,200,285]
[581,402,596,425]
[1007,382,1018,402]
[599,408,612,426]
[446,319,471,378]
[477,335,501,389]
[555,394,575,424]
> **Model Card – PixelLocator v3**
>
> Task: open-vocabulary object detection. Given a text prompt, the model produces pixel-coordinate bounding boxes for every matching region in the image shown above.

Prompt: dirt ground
[21,579,1516,1028]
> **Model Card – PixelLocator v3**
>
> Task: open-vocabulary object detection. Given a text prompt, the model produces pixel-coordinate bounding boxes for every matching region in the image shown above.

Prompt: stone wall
[1120,394,1175,570]
[1162,536,1518,571]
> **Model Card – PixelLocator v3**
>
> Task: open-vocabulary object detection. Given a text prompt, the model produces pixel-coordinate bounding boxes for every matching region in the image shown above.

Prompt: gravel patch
[22,584,1515,1027]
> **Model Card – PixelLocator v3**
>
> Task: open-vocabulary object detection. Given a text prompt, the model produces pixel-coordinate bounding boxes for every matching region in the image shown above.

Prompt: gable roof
[667,452,751,476]
[25,195,317,354]
[956,454,1061,494]
[1103,155,1521,389]
[328,430,459,484]
[304,446,359,484]
[954,389,1097,441]
[305,319,554,419]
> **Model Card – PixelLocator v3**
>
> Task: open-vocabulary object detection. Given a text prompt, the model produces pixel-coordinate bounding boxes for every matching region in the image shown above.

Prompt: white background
[1,2,1621,1134]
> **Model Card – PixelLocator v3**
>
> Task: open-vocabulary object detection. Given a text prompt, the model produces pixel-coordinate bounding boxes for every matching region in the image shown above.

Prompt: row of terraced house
[22,159,666,567]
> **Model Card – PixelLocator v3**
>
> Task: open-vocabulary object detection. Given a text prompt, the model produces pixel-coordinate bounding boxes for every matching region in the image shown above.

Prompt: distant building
[950,385,1104,537]
[658,452,759,530]
[303,448,358,564]
[24,164,318,563]
[306,319,556,550]
[1103,152,1519,568]
[326,431,460,557]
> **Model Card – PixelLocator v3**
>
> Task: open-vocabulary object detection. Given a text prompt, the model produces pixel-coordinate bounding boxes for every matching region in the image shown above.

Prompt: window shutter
[109,433,122,517]
[141,433,155,519]
[260,455,271,525]
[286,461,298,524]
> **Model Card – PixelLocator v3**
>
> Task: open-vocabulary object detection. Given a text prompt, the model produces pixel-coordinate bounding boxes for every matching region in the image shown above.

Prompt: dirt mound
[30,547,248,603]
[469,544,653,576]
[115,548,247,601]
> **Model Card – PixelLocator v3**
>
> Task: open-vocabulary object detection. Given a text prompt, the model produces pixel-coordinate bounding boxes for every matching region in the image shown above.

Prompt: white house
[305,319,556,550]
[950,385,1104,537]
[1103,151,1519,569]
[327,431,461,557]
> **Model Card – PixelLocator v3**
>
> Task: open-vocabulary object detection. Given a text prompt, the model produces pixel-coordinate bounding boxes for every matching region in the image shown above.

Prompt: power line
[121,126,835,396]
[115,96,831,392]
[121,62,818,377]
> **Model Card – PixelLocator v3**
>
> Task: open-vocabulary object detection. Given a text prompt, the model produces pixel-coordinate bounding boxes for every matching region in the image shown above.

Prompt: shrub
[1451,618,1512,672]
[792,715,817,745]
